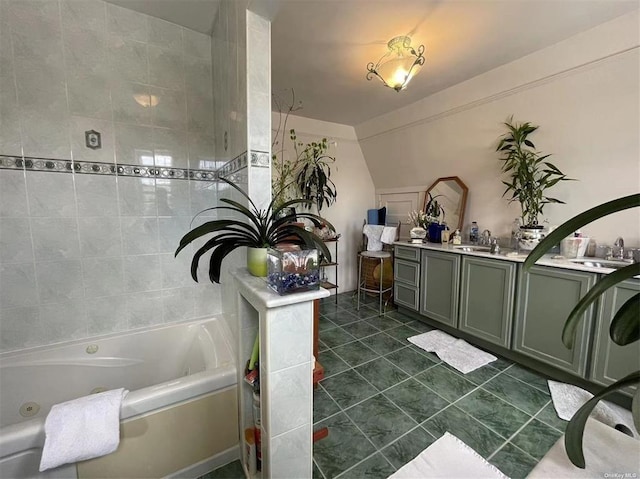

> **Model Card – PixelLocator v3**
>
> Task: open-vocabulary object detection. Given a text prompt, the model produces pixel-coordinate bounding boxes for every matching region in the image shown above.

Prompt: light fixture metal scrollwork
[366,36,425,92]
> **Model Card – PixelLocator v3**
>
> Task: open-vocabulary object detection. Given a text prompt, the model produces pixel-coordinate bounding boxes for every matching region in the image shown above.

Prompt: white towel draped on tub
[40,388,128,472]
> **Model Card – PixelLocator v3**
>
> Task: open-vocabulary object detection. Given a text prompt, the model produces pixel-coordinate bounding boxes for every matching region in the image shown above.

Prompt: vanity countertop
[393,241,637,276]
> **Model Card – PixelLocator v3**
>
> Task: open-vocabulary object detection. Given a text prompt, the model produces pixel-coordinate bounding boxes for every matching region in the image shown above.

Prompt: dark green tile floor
[201,292,568,479]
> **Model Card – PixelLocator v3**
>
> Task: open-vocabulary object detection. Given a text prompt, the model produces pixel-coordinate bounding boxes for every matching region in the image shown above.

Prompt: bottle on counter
[510,217,522,249]
[452,229,462,245]
[469,221,479,244]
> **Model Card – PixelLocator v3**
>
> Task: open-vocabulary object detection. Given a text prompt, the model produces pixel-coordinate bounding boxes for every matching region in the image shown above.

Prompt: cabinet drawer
[395,245,420,262]
[395,259,420,287]
[395,283,419,311]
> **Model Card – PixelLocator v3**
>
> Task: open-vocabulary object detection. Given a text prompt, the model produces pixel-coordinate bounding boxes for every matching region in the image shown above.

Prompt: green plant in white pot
[525,193,640,468]
[175,178,333,283]
[496,117,573,250]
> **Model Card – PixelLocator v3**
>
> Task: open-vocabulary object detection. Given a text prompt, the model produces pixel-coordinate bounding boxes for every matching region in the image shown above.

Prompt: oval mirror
[424,176,468,232]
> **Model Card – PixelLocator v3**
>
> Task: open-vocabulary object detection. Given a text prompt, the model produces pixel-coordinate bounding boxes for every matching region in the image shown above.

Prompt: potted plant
[175,178,334,283]
[407,194,445,243]
[496,117,572,250]
[425,193,446,242]
[524,193,640,469]
[272,90,337,213]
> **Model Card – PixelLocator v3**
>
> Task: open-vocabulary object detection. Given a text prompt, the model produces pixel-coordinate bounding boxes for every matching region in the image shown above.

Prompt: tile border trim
[0,155,218,181]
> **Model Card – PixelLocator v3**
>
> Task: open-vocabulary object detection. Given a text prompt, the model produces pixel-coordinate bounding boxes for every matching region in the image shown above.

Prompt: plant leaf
[564,371,640,468]
[562,264,640,348]
[633,388,640,433]
[609,293,640,345]
[524,194,640,269]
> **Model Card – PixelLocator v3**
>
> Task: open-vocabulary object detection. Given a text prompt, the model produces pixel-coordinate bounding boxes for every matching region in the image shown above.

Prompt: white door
[377,191,421,241]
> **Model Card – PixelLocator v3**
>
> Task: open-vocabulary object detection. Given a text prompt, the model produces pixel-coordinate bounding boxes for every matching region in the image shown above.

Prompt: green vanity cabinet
[420,250,460,327]
[458,256,517,348]
[590,278,640,389]
[514,265,597,376]
[394,246,421,311]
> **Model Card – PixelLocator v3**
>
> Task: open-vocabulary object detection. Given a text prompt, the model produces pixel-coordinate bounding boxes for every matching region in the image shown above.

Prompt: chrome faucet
[614,237,625,260]
[490,237,500,255]
[480,230,492,246]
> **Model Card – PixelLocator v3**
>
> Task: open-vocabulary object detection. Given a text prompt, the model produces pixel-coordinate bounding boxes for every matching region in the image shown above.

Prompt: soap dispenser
[452,229,462,245]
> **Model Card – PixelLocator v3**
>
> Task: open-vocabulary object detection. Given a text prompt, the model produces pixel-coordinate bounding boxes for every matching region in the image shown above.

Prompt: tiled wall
[0,0,223,353]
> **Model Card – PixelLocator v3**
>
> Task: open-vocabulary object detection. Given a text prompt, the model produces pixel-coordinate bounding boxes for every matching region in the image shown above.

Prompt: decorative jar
[409,227,427,244]
[267,247,320,295]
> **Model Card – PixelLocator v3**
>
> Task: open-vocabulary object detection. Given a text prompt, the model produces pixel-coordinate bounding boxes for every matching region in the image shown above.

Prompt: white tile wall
[0,0,224,353]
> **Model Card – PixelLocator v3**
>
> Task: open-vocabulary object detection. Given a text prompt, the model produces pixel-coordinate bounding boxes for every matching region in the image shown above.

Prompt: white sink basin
[453,245,491,252]
[569,259,632,270]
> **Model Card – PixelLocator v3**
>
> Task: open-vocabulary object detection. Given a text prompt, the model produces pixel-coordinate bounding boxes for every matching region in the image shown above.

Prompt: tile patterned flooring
[202,292,568,479]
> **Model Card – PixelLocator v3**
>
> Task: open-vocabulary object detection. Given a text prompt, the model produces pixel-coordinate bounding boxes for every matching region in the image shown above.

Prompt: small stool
[357,250,393,315]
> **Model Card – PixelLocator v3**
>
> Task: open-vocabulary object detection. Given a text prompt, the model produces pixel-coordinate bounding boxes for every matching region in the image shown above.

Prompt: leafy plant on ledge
[497,117,572,227]
[272,89,337,212]
[524,193,640,469]
[175,178,333,283]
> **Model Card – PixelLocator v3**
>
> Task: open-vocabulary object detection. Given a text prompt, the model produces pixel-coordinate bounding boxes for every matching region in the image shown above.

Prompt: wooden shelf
[320,261,338,267]
[320,281,338,290]
[320,236,339,303]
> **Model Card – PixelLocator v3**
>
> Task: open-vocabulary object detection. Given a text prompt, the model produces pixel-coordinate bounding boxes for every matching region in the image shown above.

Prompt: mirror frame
[424,176,468,232]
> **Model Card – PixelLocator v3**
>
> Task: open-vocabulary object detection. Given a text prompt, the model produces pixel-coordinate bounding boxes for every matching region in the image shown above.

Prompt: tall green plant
[271,89,337,212]
[524,193,640,468]
[497,117,572,227]
[292,131,337,212]
[175,178,333,284]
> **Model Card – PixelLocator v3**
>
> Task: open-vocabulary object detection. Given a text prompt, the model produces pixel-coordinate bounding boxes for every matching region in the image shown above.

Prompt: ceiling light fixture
[134,94,159,108]
[366,36,425,92]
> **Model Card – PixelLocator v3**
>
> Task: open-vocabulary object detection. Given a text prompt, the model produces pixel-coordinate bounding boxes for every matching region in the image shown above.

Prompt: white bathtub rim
[0,315,237,460]
[0,314,228,360]
[0,370,237,462]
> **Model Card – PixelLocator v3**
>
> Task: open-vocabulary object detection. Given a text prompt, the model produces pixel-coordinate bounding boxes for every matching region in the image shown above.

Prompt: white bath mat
[408,330,497,374]
[548,380,638,438]
[529,418,640,478]
[388,432,509,479]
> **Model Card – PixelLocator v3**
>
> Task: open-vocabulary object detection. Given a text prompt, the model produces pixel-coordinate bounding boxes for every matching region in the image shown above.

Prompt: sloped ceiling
[106,0,637,126]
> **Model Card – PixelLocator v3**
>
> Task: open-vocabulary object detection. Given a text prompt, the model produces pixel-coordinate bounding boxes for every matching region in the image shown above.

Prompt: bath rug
[548,380,638,438]
[408,330,496,374]
[529,418,639,478]
[40,388,128,471]
[388,432,509,478]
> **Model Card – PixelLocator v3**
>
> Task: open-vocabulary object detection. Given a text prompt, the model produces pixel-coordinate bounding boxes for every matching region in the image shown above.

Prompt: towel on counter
[40,388,128,472]
[363,224,385,251]
[380,226,398,245]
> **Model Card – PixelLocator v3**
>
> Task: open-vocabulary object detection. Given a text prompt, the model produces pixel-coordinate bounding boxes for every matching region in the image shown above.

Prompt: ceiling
[107,0,638,126]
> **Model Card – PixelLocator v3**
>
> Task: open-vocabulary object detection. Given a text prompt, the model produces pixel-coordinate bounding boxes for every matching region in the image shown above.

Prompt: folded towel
[380,226,397,245]
[388,432,509,478]
[363,224,385,252]
[548,380,638,437]
[40,388,128,472]
[408,330,497,374]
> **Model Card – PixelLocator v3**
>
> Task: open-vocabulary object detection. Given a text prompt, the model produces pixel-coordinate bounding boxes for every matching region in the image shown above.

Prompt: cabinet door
[514,266,596,376]
[459,257,516,348]
[420,250,460,327]
[590,279,640,389]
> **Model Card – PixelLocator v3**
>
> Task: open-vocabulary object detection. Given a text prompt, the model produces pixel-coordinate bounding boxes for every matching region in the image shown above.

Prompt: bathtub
[0,316,239,479]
